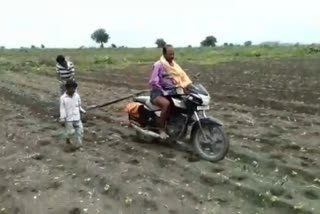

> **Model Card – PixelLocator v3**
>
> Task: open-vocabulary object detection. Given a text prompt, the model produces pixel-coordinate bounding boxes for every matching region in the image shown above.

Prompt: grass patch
[0,46,320,74]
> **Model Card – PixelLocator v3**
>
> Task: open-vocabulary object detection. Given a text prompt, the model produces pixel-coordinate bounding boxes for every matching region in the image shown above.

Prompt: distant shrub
[19,48,29,53]
[252,51,261,57]
[31,45,37,49]
[243,50,262,57]
[260,41,279,47]
[94,56,114,64]
[106,57,114,64]
[0,57,11,66]
[244,41,252,47]
[155,39,166,48]
[223,43,228,47]
[41,44,45,49]
[111,44,117,48]
[38,58,55,66]
[70,57,81,65]
[91,28,110,48]
[137,56,155,63]
[201,35,217,47]
[306,46,320,54]
[21,60,39,67]
[309,43,320,47]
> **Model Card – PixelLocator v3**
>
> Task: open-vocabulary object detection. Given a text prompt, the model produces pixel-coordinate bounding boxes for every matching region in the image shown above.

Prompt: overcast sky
[1,0,319,48]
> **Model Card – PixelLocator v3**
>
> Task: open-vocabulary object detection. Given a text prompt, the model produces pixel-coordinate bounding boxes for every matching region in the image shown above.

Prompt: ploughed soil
[0,58,319,214]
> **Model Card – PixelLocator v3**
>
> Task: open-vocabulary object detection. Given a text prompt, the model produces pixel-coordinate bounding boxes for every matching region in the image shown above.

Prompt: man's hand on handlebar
[183,84,193,94]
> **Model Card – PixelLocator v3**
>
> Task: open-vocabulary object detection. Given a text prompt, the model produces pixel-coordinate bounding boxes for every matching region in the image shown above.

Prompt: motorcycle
[127,84,229,162]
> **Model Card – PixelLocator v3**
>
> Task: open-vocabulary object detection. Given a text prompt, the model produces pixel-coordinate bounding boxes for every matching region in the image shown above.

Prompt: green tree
[244,41,252,47]
[155,39,166,48]
[223,42,228,47]
[41,44,45,49]
[200,36,217,47]
[91,28,110,48]
[31,45,36,49]
[111,44,117,48]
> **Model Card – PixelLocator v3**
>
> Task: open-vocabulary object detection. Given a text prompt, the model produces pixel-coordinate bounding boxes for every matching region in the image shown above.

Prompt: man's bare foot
[159,130,169,140]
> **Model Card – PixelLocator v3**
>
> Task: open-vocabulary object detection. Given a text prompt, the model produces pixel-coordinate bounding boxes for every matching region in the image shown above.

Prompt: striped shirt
[56,61,75,80]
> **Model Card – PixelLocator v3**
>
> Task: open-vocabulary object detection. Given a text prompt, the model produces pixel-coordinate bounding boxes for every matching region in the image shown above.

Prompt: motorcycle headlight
[200,94,210,106]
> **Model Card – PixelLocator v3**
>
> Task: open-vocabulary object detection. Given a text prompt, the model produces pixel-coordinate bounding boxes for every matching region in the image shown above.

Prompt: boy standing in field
[56,55,76,95]
[60,80,85,149]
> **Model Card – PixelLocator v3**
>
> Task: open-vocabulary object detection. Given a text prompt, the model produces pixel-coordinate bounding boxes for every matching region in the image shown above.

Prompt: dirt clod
[69,208,81,214]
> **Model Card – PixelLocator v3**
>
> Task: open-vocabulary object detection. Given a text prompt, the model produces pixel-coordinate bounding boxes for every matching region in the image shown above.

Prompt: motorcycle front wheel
[192,123,229,162]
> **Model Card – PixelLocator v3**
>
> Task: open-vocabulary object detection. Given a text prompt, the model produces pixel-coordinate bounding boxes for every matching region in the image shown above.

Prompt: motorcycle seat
[134,96,161,111]
[134,96,148,104]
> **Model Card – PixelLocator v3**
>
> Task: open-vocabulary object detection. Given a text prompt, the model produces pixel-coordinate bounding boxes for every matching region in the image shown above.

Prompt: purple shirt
[149,61,175,93]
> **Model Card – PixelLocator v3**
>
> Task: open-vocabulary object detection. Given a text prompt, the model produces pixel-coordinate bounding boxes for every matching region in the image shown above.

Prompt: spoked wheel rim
[196,125,226,159]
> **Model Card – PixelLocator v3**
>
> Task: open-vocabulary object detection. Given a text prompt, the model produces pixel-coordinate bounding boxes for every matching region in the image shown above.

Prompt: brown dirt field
[0,58,319,214]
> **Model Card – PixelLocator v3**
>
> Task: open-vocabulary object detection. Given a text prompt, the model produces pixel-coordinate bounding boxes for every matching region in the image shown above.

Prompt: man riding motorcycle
[149,45,192,139]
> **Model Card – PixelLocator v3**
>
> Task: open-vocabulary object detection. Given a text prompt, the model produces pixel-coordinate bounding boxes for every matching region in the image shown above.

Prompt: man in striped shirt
[56,55,76,95]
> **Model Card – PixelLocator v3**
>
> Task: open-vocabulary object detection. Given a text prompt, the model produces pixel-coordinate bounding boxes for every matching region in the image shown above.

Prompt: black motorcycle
[128,84,229,162]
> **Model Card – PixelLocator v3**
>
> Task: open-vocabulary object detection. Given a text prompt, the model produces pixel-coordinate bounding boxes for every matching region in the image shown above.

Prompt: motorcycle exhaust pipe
[130,123,192,151]
[130,123,161,139]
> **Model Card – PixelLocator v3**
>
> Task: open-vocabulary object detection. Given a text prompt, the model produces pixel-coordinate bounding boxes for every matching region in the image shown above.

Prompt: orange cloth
[124,102,141,118]
[160,56,192,88]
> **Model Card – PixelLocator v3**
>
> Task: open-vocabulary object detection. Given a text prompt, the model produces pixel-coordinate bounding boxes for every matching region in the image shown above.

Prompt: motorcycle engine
[166,114,188,140]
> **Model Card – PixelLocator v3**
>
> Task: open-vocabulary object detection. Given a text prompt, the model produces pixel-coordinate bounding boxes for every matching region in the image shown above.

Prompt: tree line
[90,28,254,48]
[3,27,316,49]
